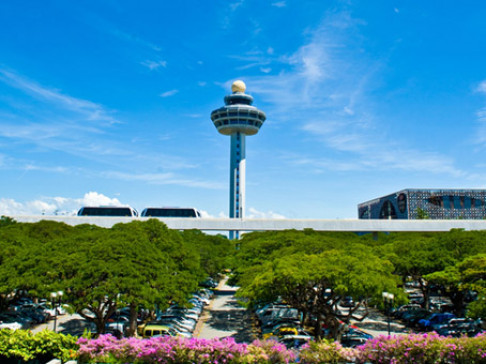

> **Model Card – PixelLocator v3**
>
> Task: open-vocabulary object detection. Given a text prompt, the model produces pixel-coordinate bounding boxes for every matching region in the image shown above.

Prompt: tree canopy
[232,229,486,339]
[0,218,233,335]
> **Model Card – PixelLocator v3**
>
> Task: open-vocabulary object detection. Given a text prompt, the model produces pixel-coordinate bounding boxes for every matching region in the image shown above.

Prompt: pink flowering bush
[76,333,486,363]
[356,332,486,364]
[77,335,295,363]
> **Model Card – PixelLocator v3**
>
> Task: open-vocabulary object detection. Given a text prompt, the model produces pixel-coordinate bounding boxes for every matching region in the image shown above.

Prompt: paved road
[195,278,255,342]
[350,306,408,337]
[32,313,91,334]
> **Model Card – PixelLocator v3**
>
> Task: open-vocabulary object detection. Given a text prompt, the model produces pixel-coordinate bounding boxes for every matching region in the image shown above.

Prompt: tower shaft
[229,133,246,240]
[230,132,246,219]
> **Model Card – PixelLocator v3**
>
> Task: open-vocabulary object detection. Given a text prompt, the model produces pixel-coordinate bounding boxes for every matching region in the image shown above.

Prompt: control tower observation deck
[211,81,266,239]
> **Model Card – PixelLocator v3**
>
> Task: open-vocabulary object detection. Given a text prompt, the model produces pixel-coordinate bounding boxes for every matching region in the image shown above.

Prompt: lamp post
[50,290,63,332]
[382,291,394,336]
[116,294,121,334]
[50,292,57,332]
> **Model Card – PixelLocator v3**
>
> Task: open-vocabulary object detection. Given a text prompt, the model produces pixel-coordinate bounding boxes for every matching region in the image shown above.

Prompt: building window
[379,200,397,219]
[397,193,407,213]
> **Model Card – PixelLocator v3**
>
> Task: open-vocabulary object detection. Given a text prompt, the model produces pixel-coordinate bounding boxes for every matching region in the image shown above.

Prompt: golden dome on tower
[231,80,246,93]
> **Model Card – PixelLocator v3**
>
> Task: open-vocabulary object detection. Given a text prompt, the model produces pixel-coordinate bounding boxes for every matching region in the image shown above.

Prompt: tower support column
[229,132,246,240]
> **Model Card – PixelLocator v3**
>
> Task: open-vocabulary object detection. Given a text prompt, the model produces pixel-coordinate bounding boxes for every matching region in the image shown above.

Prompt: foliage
[0,219,234,336]
[75,333,486,363]
[0,216,16,227]
[234,230,398,339]
[416,208,430,220]
[426,254,486,318]
[357,332,486,364]
[299,339,358,363]
[180,230,234,277]
[0,328,78,362]
[77,334,296,364]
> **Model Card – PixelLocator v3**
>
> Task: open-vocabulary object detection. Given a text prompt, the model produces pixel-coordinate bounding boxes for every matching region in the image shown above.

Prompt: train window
[77,206,138,217]
[141,208,200,218]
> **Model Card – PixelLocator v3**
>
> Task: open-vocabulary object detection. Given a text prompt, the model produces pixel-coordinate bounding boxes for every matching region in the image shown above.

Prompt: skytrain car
[141,207,201,218]
[77,206,138,217]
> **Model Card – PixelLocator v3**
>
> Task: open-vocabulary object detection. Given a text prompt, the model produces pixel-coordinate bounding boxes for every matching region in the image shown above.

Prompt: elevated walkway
[10,215,486,232]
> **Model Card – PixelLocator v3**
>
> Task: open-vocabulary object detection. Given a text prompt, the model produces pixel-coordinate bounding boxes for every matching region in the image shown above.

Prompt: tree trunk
[126,303,138,337]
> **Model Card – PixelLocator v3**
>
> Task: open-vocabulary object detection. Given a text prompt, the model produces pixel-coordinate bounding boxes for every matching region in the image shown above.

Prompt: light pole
[50,292,57,332]
[116,294,121,334]
[382,291,394,336]
[50,290,63,332]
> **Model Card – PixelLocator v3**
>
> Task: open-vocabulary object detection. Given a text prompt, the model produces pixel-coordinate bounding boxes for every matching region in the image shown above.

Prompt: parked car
[0,316,22,330]
[200,278,218,289]
[340,296,355,308]
[262,323,301,340]
[436,318,482,337]
[417,313,455,331]
[392,304,422,319]
[401,308,430,327]
[408,291,425,305]
[142,322,178,338]
[0,312,33,328]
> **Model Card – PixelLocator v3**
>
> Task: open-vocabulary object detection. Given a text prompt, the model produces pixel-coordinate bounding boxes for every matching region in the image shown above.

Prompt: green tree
[51,220,202,335]
[427,254,486,318]
[378,234,455,310]
[234,231,398,339]
[180,230,233,278]
[416,208,430,219]
[0,216,17,227]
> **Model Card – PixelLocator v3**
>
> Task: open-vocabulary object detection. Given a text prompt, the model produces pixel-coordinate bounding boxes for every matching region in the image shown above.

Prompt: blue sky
[1,0,486,219]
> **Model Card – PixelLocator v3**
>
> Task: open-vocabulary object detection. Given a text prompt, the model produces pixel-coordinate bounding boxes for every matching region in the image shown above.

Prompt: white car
[0,320,22,330]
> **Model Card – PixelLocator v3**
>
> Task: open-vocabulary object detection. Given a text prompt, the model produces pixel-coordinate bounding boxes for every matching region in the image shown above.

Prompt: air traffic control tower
[211,80,266,239]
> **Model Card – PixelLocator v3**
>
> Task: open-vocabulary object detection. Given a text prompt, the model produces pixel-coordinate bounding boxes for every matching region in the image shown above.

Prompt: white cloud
[81,191,123,207]
[0,68,118,125]
[160,89,179,98]
[0,192,123,216]
[477,108,486,122]
[103,171,225,189]
[477,80,486,94]
[141,60,167,70]
[246,207,286,219]
[229,0,244,11]
[272,1,286,8]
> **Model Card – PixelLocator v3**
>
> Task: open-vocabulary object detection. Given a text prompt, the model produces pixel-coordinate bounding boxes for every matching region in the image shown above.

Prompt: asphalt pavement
[194,277,255,342]
[32,313,91,334]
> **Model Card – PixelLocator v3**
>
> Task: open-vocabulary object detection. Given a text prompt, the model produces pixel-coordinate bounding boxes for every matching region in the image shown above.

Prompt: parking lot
[4,277,483,349]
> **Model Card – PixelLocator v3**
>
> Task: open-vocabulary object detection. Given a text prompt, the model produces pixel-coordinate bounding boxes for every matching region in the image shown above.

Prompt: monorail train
[77,206,200,218]
[77,206,139,217]
[141,207,201,218]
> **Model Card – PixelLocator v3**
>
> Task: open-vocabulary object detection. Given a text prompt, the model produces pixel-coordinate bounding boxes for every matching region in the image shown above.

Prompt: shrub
[299,339,359,363]
[0,329,78,362]
[77,335,296,364]
[356,332,486,364]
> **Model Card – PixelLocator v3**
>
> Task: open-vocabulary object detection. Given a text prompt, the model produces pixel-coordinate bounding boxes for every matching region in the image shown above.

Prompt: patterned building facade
[358,189,486,219]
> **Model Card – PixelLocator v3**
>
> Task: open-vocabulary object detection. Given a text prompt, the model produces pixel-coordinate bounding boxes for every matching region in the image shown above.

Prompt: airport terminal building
[358,189,486,220]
